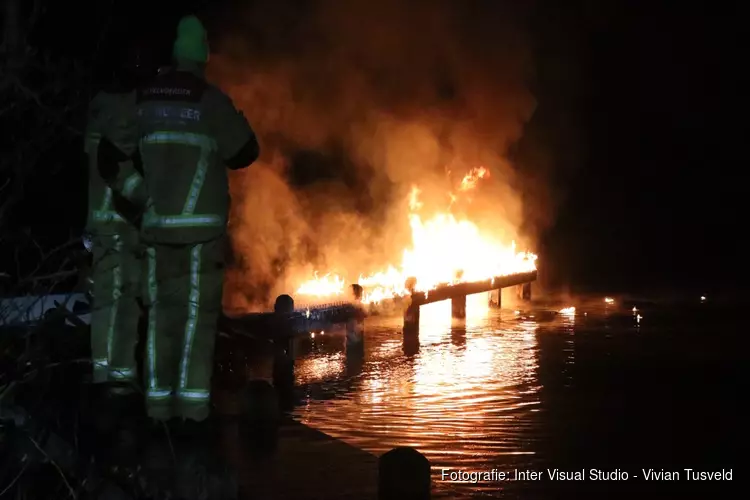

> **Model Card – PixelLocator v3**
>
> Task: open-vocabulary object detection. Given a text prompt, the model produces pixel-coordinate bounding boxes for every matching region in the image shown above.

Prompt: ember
[296,167,537,304]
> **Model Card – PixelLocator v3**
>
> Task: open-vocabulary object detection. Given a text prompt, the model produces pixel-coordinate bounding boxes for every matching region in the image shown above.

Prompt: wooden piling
[272,294,295,410]
[274,294,295,315]
[347,284,365,355]
[378,447,431,500]
[517,282,532,301]
[488,289,502,308]
[403,277,420,334]
[522,282,532,301]
[403,333,420,356]
[403,302,420,334]
[346,354,364,377]
[351,283,364,301]
[451,294,467,319]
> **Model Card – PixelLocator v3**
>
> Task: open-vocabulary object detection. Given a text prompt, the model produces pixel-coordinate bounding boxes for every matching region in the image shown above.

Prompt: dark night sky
[5,0,741,295]
[532,0,742,293]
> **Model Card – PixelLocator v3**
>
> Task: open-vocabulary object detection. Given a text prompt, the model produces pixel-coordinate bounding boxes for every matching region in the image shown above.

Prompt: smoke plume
[209,0,540,312]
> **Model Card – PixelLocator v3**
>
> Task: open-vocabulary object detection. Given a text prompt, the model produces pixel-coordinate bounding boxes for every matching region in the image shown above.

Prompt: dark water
[281,294,742,498]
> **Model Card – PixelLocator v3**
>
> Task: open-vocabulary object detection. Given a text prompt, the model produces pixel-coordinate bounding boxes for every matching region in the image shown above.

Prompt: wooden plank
[412,270,537,306]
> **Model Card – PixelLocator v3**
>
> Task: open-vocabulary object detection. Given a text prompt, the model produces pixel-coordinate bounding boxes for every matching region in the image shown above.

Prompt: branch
[0,459,29,497]
[8,73,84,136]
[27,435,78,499]
[19,269,79,285]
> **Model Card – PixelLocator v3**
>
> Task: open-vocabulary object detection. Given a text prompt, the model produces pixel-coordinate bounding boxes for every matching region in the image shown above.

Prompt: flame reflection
[294,293,542,461]
[295,352,346,384]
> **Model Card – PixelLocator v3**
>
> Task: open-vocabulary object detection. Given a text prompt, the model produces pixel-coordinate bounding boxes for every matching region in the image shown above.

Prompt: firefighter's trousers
[90,228,142,386]
[143,237,225,422]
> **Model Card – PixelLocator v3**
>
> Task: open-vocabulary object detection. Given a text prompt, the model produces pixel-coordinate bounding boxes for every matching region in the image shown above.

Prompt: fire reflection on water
[295,352,346,384]
[293,293,543,469]
[560,307,576,372]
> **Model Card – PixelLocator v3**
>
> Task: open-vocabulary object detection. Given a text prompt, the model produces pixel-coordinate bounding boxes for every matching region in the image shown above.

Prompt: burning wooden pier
[215,265,536,409]
[401,270,537,331]
[219,269,537,344]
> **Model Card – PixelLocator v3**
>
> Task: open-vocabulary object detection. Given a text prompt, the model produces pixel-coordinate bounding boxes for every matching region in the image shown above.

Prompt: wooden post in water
[272,294,295,410]
[403,277,420,335]
[516,282,532,301]
[450,270,467,319]
[404,301,420,333]
[346,284,365,355]
[451,294,467,319]
[403,333,420,356]
[379,447,431,500]
[488,289,501,308]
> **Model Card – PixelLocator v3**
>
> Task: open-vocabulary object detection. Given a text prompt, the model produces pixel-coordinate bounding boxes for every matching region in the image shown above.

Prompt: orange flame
[458,166,490,192]
[296,167,537,304]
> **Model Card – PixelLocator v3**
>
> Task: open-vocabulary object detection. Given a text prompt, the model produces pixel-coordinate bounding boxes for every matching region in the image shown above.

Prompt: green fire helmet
[172,15,209,64]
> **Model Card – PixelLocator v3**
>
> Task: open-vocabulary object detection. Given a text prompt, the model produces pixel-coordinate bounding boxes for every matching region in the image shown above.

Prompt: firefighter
[84,46,152,392]
[98,15,259,427]
[84,45,156,466]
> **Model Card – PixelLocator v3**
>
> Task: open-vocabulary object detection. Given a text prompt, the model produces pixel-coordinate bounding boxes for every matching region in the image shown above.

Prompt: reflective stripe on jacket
[129,64,258,244]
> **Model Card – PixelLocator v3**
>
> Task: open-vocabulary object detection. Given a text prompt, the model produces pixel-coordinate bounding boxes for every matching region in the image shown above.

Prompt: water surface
[284,294,741,498]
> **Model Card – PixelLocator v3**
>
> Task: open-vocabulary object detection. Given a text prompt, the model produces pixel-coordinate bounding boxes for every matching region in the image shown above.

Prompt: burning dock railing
[401,270,536,331]
[220,269,537,342]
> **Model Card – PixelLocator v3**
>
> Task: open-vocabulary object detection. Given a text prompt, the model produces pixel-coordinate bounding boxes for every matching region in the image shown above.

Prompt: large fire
[295,167,537,305]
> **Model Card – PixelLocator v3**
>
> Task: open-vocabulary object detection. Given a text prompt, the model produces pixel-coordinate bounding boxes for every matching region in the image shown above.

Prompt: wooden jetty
[402,270,537,331]
[215,270,536,410]
[219,270,537,342]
